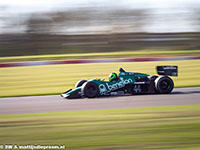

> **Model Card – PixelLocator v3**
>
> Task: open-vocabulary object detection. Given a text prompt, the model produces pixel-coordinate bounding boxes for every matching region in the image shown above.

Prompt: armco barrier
[0,56,200,68]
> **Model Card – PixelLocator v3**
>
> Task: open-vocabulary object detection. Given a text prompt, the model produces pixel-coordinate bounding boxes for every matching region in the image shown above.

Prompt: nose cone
[60,93,68,98]
[61,88,82,99]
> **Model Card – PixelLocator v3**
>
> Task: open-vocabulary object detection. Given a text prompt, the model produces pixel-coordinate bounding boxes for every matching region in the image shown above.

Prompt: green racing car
[61,66,178,99]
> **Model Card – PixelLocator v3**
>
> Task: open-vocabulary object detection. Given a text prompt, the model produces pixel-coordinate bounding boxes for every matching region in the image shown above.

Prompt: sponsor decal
[133,85,141,93]
[99,84,107,95]
[99,77,133,95]
[163,66,177,70]
[134,82,145,84]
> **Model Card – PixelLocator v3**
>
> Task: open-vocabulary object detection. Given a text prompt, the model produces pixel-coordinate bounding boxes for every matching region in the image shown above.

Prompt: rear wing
[156,66,178,76]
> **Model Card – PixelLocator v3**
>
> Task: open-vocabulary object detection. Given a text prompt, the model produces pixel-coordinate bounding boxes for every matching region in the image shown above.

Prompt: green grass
[0,50,200,62]
[0,59,200,97]
[0,105,200,150]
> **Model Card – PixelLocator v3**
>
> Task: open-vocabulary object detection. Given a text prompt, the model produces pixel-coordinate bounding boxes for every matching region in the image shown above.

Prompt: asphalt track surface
[0,87,200,115]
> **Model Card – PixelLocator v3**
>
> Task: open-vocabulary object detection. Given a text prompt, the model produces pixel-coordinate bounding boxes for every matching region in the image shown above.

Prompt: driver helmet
[109,72,118,82]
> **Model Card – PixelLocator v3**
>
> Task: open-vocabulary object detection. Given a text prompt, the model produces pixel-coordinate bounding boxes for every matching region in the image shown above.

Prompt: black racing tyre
[75,80,87,88]
[82,81,99,98]
[148,75,158,81]
[155,76,174,94]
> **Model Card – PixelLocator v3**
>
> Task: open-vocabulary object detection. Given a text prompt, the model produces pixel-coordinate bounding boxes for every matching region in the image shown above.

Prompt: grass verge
[0,105,200,150]
[0,59,200,97]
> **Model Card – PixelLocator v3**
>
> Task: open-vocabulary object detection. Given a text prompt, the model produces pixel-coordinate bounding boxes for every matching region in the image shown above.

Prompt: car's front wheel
[155,76,174,94]
[82,81,99,98]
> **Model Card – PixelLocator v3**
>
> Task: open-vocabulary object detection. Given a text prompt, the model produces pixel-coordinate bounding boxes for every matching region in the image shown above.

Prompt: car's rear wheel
[155,76,174,94]
[82,81,99,98]
[75,80,87,88]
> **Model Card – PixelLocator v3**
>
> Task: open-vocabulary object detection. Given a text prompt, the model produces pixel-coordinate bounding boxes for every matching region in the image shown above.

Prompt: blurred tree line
[0,7,200,56]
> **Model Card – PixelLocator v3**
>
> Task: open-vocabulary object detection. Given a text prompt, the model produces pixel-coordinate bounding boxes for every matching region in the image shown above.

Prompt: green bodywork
[66,71,149,96]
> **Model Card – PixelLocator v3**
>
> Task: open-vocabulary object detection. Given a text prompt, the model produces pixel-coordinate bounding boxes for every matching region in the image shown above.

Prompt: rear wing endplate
[157,66,178,76]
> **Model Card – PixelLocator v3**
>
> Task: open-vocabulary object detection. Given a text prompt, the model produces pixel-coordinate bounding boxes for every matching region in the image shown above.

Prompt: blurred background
[0,0,200,56]
[1,1,200,149]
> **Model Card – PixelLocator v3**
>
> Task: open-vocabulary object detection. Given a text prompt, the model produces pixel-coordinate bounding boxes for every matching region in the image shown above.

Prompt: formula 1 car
[61,66,178,99]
